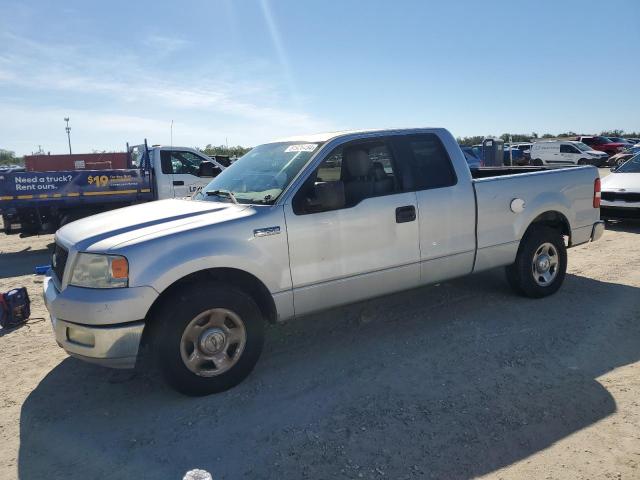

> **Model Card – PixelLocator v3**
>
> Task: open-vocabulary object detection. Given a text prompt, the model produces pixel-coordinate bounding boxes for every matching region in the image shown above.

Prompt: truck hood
[601,173,640,192]
[56,199,251,252]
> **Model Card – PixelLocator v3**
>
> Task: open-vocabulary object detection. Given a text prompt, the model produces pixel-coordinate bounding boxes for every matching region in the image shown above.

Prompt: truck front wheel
[506,226,567,298]
[154,283,265,396]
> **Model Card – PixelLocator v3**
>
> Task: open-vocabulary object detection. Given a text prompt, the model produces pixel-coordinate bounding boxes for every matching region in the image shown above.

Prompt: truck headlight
[69,253,129,288]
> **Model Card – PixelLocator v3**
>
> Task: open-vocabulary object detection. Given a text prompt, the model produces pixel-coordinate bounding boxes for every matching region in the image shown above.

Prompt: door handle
[395,205,416,223]
[173,180,185,186]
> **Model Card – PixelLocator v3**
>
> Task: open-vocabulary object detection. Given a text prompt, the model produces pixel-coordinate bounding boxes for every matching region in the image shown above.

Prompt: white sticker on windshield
[285,143,317,153]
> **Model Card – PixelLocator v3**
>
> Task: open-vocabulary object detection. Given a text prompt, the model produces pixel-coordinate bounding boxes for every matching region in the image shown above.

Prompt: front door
[283,138,421,316]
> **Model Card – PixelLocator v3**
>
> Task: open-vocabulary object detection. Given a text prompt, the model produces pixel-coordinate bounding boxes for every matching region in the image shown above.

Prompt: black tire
[2,215,12,235]
[577,158,589,165]
[505,226,567,298]
[154,283,265,396]
[533,158,544,166]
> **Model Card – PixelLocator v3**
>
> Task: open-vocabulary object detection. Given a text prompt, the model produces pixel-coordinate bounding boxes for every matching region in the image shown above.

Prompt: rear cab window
[393,133,457,190]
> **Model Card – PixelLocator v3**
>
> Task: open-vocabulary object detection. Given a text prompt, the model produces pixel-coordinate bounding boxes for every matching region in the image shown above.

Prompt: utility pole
[64,117,72,154]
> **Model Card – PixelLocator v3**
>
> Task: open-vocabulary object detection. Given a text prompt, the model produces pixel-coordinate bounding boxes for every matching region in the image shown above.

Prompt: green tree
[500,133,533,143]
[0,149,23,166]
[200,144,251,158]
[600,129,625,137]
[456,135,485,146]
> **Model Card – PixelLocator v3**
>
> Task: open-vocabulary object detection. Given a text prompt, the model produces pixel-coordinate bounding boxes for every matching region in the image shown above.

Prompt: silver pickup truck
[43,128,604,395]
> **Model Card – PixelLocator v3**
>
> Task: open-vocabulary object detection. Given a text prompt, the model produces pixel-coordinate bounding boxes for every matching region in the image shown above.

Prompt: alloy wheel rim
[532,242,559,287]
[180,308,246,377]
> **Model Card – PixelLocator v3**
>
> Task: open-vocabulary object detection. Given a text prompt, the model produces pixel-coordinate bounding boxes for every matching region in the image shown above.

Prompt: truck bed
[470,166,550,179]
[470,164,599,272]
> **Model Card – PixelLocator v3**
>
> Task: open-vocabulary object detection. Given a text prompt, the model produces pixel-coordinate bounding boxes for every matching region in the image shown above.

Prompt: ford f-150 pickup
[43,128,605,395]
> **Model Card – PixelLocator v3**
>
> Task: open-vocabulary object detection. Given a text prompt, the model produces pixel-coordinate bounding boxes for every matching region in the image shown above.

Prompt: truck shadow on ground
[18,270,640,480]
[0,247,52,279]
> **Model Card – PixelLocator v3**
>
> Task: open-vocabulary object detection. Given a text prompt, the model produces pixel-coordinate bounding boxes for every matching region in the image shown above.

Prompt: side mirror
[197,161,221,178]
[309,181,345,212]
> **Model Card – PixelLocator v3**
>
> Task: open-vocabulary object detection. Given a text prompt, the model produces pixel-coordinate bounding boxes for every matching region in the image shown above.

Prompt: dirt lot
[1,216,639,479]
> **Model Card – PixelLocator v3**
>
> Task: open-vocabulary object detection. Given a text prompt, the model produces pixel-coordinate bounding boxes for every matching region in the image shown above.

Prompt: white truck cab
[131,145,226,198]
[530,140,608,167]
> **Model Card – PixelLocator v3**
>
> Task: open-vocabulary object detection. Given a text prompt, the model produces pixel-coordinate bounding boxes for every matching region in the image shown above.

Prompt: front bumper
[43,275,157,369]
[51,318,145,368]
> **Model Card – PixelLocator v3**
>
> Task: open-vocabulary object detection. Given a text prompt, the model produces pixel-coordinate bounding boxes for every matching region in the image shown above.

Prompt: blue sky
[1,0,639,155]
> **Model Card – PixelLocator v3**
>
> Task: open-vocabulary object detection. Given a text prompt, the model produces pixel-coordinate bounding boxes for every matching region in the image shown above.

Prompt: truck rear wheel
[505,226,567,298]
[154,283,264,396]
[2,215,12,234]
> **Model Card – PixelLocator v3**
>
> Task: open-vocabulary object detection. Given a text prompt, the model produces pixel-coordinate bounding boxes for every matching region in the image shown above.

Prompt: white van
[530,141,608,167]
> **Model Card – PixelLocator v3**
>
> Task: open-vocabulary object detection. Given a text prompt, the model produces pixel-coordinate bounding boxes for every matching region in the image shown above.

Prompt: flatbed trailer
[0,144,225,235]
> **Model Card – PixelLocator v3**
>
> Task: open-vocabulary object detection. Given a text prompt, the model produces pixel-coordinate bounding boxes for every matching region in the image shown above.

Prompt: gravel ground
[1,209,639,479]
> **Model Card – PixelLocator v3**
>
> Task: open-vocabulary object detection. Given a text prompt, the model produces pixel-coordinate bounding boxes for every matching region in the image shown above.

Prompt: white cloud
[0,33,335,154]
[142,34,191,54]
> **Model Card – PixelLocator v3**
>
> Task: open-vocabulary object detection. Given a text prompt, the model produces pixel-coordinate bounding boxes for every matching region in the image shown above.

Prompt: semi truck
[0,144,225,235]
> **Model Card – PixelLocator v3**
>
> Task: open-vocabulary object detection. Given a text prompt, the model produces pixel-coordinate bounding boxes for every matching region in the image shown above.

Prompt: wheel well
[527,211,571,243]
[146,268,277,325]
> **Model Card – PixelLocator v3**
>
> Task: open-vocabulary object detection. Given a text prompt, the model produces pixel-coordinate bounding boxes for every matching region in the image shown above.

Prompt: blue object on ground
[34,265,51,275]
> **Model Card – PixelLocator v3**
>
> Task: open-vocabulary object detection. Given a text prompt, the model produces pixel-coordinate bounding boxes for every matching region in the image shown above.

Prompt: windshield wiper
[206,189,238,204]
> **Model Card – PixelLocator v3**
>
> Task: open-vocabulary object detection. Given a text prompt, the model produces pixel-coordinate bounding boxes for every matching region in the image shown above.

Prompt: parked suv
[577,136,627,157]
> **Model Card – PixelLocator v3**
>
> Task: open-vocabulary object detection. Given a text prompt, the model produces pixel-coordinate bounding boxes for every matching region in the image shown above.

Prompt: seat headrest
[344,148,371,177]
[371,161,386,180]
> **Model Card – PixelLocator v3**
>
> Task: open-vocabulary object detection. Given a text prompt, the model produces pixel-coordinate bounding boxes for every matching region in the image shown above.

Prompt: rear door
[392,133,476,284]
[160,150,222,198]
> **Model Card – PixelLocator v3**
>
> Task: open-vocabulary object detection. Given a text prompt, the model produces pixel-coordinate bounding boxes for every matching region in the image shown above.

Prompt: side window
[560,144,571,153]
[403,134,457,190]
[293,141,399,214]
[161,151,208,175]
[160,151,173,174]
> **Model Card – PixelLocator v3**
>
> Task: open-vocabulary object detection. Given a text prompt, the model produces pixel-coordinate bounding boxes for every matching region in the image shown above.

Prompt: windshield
[575,142,592,152]
[193,141,321,204]
[615,154,640,173]
[595,136,612,144]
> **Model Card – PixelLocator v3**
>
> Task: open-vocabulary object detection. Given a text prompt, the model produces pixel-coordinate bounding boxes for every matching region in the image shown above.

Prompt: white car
[601,154,640,220]
[530,140,609,167]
